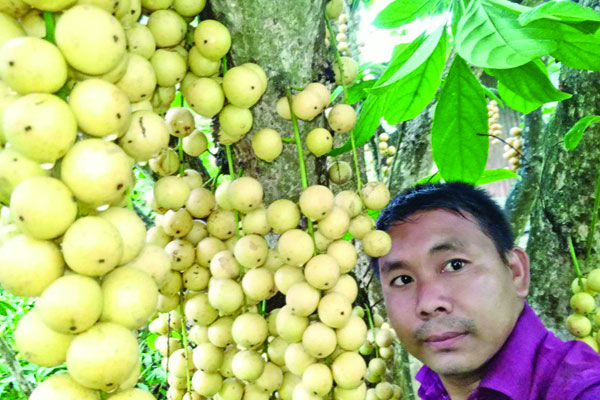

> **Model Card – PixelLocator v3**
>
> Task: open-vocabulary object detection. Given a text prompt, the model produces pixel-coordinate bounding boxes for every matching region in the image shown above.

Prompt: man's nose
[415,277,452,319]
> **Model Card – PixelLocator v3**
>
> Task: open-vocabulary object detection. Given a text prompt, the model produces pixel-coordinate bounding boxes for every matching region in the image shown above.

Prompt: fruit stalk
[364,305,380,358]
[567,235,585,292]
[585,170,600,267]
[226,144,241,239]
[325,13,363,190]
[126,187,134,211]
[177,138,185,177]
[43,12,56,44]
[179,292,192,393]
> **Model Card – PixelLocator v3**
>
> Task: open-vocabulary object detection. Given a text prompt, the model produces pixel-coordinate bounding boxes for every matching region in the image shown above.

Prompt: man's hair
[373,182,515,277]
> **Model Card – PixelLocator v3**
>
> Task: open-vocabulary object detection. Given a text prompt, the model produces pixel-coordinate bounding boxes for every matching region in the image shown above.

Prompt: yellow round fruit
[223,65,264,108]
[284,343,315,376]
[299,185,334,221]
[303,363,333,397]
[232,312,269,349]
[286,282,320,317]
[267,199,301,233]
[228,176,264,213]
[318,292,352,328]
[252,128,282,162]
[362,230,392,257]
[570,292,596,314]
[304,254,340,290]
[232,349,265,382]
[302,322,337,358]
[99,206,146,264]
[328,161,352,185]
[566,314,592,338]
[292,89,322,121]
[29,373,98,400]
[306,128,333,157]
[183,76,225,118]
[147,9,186,48]
[327,104,356,134]
[194,20,231,61]
[331,351,366,389]
[115,53,157,102]
[219,104,253,137]
[125,22,156,59]
[361,182,391,211]
[333,57,357,86]
[278,229,315,266]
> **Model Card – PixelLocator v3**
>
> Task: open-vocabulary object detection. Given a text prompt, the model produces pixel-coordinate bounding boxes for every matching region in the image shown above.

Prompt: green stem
[225,145,240,239]
[222,55,228,75]
[281,137,295,143]
[585,170,600,268]
[325,12,362,190]
[567,235,585,292]
[285,88,315,245]
[126,187,134,211]
[291,85,305,91]
[179,292,192,393]
[364,305,380,358]
[178,138,185,177]
[43,12,56,44]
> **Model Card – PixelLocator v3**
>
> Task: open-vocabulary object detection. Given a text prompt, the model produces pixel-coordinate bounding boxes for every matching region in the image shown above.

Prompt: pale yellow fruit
[274,265,305,295]
[232,349,265,381]
[29,373,98,400]
[222,65,263,108]
[185,292,218,326]
[155,335,182,357]
[188,46,219,76]
[220,346,238,378]
[61,139,133,207]
[361,182,390,211]
[208,278,244,315]
[15,309,73,367]
[313,230,333,252]
[154,175,190,211]
[125,22,156,59]
[292,89,322,121]
[208,316,234,347]
[242,208,271,236]
[276,96,291,120]
[306,128,333,157]
[232,312,269,349]
[276,304,309,343]
[303,363,332,397]
[210,250,241,279]
[326,0,343,18]
[570,292,595,314]
[318,207,350,240]
[157,293,179,312]
[124,244,171,288]
[234,234,268,269]
[62,216,123,276]
[326,274,358,303]
[336,315,366,351]
[56,5,126,75]
[101,266,158,329]
[67,322,138,390]
[70,50,130,84]
[183,76,225,118]
[278,229,315,266]
[362,230,392,258]
[99,207,146,264]
[0,13,26,49]
[284,343,315,376]
[379,346,394,359]
[582,335,599,352]
[304,254,340,290]
[207,209,237,240]
[228,177,263,213]
[328,161,352,185]
[4,93,77,163]
[303,322,337,359]
[280,373,302,400]
[196,237,227,267]
[286,282,320,317]
[116,53,157,102]
[327,104,356,134]
[267,336,288,367]
[318,292,352,329]
[0,148,47,206]
[188,324,209,345]
[150,48,186,87]
[182,130,208,157]
[69,78,131,139]
[264,249,284,272]
[267,199,301,233]
[219,104,253,137]
[0,36,67,94]
[186,187,216,218]
[148,147,179,176]
[305,82,330,108]
[10,176,77,240]
[147,9,186,48]
[183,264,210,291]
[194,20,231,60]
[327,240,357,274]
[252,128,282,162]
[242,267,276,302]
[193,342,223,373]
[119,110,170,161]
[0,234,63,297]
[215,377,243,400]
[152,83,177,115]
[19,10,44,38]
[348,214,375,239]
[331,351,366,389]
[587,269,600,292]
[255,362,283,394]
[158,270,183,296]
[334,191,362,218]
[108,388,156,400]
[334,383,367,400]
[162,209,194,239]
[333,57,357,86]
[299,185,334,221]
[37,274,102,334]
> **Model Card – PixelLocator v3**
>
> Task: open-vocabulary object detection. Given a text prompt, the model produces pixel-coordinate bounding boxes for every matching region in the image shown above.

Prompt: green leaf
[456,0,558,68]
[563,115,600,151]
[373,0,441,29]
[371,34,426,92]
[383,30,447,124]
[346,80,376,104]
[485,0,530,14]
[475,168,519,185]
[416,172,442,185]
[367,209,381,220]
[330,85,345,104]
[551,24,600,71]
[328,94,386,157]
[170,91,183,109]
[431,56,489,183]
[497,81,541,114]
[488,61,571,106]
[519,1,600,25]
[372,25,445,93]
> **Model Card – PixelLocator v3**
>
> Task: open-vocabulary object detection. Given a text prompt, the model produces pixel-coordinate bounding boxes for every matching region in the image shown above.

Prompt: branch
[0,335,34,396]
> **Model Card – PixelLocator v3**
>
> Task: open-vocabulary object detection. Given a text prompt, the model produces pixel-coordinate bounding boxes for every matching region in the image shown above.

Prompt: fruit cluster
[502,127,522,173]
[487,100,501,145]
[567,271,600,353]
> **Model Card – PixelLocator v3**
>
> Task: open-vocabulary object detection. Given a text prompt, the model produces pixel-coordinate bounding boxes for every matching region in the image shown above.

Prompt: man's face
[379,209,529,379]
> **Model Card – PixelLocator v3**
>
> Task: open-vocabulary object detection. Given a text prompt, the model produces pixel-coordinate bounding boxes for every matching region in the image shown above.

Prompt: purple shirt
[415,301,600,399]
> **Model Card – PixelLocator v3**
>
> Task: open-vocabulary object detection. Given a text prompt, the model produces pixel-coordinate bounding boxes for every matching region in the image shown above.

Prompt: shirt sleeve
[575,384,600,400]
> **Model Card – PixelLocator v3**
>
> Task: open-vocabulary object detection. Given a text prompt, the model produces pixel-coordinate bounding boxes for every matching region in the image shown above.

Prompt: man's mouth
[424,332,468,349]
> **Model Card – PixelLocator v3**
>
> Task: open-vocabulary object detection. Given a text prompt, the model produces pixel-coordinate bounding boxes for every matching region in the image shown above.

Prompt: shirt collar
[415,301,545,400]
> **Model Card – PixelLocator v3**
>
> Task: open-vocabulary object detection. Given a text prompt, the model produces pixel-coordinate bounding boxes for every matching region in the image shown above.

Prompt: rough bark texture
[0,335,33,396]
[505,109,544,239]
[526,0,600,339]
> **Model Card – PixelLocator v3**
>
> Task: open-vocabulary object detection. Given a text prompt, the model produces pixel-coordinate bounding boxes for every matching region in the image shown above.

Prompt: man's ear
[508,247,530,299]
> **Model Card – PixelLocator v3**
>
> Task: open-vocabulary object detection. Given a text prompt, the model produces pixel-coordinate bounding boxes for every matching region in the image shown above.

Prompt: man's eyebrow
[428,239,466,255]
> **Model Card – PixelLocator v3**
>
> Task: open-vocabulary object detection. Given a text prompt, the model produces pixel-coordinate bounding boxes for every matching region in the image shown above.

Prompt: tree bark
[0,335,33,397]
[526,0,600,339]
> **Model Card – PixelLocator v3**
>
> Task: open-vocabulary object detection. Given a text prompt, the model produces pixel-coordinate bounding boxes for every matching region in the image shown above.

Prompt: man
[374,182,600,400]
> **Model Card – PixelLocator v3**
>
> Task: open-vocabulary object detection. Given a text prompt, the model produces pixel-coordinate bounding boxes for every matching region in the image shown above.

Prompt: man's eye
[443,259,466,272]
[390,275,413,287]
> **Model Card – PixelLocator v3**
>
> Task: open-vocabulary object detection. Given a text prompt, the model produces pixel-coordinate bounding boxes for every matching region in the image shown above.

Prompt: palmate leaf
[383,30,447,124]
[456,0,558,68]
[328,93,387,157]
[551,24,600,71]
[373,0,442,29]
[431,56,489,184]
[519,1,600,25]
[488,60,571,108]
[563,115,600,151]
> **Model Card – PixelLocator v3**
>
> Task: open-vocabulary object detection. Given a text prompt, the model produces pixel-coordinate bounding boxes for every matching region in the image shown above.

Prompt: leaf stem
[567,235,584,291]
[585,170,600,267]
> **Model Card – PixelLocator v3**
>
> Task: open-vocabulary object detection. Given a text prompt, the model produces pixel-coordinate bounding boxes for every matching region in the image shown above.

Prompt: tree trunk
[526,0,600,339]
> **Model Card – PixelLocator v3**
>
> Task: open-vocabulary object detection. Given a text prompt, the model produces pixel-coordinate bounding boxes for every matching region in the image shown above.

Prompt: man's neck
[440,375,481,400]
